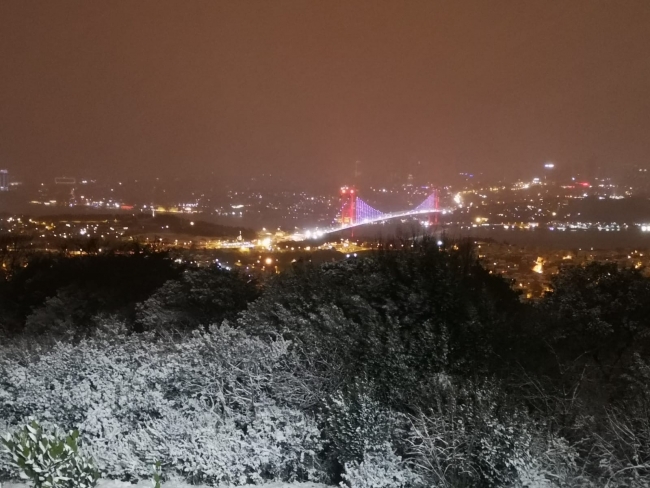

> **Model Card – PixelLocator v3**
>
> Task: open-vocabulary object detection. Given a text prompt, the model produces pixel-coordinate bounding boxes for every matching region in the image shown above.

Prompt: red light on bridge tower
[428,188,440,226]
[339,186,357,225]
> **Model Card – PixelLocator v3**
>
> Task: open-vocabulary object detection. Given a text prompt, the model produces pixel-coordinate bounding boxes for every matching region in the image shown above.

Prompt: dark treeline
[0,246,258,338]
[1,238,649,487]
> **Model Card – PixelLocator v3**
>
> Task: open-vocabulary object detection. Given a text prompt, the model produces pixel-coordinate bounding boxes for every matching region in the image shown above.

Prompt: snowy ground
[2,481,331,488]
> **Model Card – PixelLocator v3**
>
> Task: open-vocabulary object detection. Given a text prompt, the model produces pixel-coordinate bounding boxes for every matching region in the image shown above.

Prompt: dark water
[448,228,650,251]
[333,221,650,251]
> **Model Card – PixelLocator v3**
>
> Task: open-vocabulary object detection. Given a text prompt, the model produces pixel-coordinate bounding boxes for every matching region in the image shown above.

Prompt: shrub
[151,460,162,488]
[0,419,12,480]
[340,444,422,488]
[0,325,327,484]
[406,381,581,488]
[84,404,324,485]
[589,406,650,488]
[0,421,99,488]
[135,268,259,333]
[322,383,395,465]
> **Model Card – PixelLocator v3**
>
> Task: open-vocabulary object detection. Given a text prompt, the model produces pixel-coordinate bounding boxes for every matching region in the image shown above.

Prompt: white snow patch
[2,481,330,488]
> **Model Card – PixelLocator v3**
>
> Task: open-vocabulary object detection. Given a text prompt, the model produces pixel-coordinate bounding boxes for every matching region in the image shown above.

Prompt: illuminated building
[0,170,7,191]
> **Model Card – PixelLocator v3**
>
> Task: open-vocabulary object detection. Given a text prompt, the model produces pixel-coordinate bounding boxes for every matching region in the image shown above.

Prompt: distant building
[55,176,76,185]
[52,176,77,205]
[0,170,8,191]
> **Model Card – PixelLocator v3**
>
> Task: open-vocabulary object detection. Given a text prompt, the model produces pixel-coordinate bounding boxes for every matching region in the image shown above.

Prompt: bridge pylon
[339,186,357,225]
[430,188,440,225]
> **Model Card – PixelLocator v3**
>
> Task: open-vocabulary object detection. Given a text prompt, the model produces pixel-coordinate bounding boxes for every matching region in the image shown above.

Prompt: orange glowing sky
[1,1,649,187]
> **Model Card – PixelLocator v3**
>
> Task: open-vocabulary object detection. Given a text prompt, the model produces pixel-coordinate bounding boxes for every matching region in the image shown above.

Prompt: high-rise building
[0,170,8,191]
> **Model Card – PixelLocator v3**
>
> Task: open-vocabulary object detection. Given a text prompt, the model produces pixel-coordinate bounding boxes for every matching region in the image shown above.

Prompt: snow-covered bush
[1,421,99,488]
[81,404,323,485]
[0,325,326,485]
[322,384,395,465]
[135,268,259,333]
[340,444,422,488]
[588,406,650,488]
[406,381,580,488]
[0,324,303,427]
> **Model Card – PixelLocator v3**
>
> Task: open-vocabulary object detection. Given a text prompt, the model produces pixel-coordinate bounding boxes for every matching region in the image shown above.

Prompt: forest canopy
[1,239,649,487]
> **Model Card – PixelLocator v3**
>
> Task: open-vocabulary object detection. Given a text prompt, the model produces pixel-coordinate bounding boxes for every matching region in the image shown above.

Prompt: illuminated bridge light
[355,198,384,223]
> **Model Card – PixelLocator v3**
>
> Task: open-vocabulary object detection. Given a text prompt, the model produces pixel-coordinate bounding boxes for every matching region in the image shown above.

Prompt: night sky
[1,1,649,188]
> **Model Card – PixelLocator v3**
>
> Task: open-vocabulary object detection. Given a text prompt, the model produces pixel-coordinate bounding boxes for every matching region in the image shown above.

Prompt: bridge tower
[433,188,439,225]
[339,186,356,226]
[426,188,440,226]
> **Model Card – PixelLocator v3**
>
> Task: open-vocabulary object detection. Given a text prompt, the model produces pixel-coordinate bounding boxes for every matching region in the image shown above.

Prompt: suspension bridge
[312,186,444,236]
